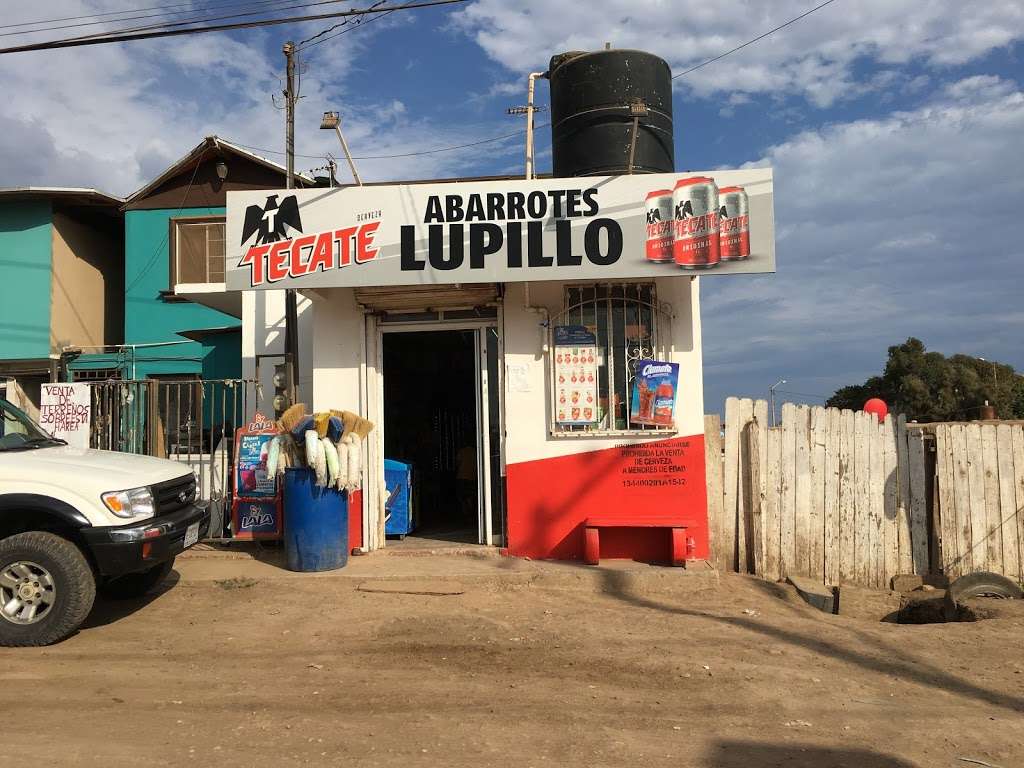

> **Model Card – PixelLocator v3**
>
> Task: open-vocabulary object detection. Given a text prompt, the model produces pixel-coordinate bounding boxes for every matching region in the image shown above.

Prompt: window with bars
[551,283,674,435]
[171,217,225,285]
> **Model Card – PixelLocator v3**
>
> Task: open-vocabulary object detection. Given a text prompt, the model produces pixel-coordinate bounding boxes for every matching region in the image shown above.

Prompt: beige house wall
[49,210,118,352]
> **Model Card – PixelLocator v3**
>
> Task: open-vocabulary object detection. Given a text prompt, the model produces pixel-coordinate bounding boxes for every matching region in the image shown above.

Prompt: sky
[1,0,1022,414]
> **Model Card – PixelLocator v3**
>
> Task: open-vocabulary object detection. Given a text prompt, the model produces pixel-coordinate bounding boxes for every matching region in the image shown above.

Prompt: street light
[978,357,998,386]
[320,110,362,186]
[769,379,786,427]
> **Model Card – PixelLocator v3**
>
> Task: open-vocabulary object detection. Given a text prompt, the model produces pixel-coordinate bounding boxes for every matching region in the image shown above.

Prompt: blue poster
[630,360,680,427]
[235,433,278,498]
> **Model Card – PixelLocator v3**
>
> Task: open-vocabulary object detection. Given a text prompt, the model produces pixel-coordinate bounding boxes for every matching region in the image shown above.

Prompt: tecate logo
[642,364,673,377]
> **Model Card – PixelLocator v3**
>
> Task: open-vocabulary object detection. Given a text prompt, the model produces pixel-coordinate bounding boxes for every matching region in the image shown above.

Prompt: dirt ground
[2,550,1023,768]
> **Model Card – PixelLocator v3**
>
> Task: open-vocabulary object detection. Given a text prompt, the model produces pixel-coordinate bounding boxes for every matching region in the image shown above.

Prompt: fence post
[747,422,763,577]
[704,414,726,571]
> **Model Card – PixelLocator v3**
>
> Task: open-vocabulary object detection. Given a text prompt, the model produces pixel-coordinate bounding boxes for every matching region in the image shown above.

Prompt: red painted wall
[505,434,709,562]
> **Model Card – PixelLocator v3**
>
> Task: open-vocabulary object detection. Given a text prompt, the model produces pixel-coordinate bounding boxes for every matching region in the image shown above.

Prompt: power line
[0,0,284,31]
[0,0,290,39]
[672,0,840,80]
[0,0,466,55]
[297,0,386,48]
[777,389,829,400]
[233,122,549,161]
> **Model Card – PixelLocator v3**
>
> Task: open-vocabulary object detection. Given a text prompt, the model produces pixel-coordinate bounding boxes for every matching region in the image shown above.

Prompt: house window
[550,282,674,436]
[171,217,225,285]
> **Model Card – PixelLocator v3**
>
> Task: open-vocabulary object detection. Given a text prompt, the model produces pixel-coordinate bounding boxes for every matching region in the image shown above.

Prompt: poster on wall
[231,412,283,540]
[630,360,680,428]
[225,168,775,291]
[554,326,598,425]
[38,383,91,449]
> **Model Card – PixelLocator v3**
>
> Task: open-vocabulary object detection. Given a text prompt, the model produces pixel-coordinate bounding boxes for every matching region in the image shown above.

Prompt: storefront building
[218,166,775,562]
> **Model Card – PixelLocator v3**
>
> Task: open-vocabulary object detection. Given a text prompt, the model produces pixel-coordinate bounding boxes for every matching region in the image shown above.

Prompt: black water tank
[549,49,674,177]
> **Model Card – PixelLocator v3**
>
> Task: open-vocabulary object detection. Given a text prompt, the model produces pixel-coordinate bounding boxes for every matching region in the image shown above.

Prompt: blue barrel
[283,468,348,572]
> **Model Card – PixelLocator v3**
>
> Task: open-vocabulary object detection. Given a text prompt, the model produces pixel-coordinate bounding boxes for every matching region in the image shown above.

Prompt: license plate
[183,522,200,549]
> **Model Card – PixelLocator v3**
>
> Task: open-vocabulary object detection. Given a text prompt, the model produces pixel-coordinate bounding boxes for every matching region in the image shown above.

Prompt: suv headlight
[101,486,155,519]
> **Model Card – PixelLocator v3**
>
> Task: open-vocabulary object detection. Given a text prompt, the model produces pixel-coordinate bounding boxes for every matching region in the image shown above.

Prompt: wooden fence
[706,398,932,588]
[934,423,1024,582]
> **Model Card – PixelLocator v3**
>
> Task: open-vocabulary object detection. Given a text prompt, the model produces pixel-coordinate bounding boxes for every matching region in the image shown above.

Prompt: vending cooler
[384,459,414,537]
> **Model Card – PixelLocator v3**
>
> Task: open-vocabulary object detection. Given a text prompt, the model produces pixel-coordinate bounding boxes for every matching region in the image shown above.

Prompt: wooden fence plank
[734,398,755,572]
[868,416,885,588]
[1012,427,1024,583]
[809,406,827,582]
[722,397,741,572]
[895,414,913,573]
[907,428,929,576]
[780,403,797,578]
[704,414,726,572]
[838,409,855,583]
[996,425,1020,582]
[980,424,1003,572]
[952,424,974,575]
[966,424,987,575]
[747,424,764,577]
[793,406,812,579]
[824,408,841,586]
[853,411,870,585]
[754,399,769,572]
[764,427,782,581]
[882,417,899,584]
[936,426,959,579]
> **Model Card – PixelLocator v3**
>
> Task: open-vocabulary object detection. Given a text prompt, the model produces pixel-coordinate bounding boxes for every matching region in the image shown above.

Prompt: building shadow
[598,568,1024,713]
[80,569,182,630]
[707,740,917,768]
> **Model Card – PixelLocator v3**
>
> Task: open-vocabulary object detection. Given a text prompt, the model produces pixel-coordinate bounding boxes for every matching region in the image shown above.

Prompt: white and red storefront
[226,171,774,562]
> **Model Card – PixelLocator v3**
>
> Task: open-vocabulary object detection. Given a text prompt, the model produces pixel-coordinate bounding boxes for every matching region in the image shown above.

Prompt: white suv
[0,397,209,646]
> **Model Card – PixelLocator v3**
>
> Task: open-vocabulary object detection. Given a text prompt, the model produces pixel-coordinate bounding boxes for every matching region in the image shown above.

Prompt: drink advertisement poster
[630,360,680,428]
[554,326,599,425]
[232,412,283,539]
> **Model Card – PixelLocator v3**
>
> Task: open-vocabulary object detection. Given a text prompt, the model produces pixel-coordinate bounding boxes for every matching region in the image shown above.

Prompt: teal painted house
[72,136,311,384]
[0,188,123,409]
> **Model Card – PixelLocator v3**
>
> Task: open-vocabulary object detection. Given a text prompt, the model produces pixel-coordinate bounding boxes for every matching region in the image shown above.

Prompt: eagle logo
[240,194,302,246]
[646,208,662,224]
[674,199,693,220]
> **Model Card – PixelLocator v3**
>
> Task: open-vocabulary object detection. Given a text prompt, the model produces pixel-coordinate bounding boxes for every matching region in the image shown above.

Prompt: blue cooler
[384,459,413,537]
[283,467,348,571]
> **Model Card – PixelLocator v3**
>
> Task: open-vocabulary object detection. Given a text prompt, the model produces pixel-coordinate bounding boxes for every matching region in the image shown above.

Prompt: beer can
[672,176,720,270]
[644,188,674,262]
[718,185,750,260]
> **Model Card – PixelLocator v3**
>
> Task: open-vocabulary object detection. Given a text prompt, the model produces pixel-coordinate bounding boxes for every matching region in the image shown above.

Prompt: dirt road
[2,553,1022,767]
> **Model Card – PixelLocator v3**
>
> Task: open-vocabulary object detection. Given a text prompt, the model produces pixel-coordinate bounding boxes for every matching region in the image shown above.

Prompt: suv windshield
[0,399,65,451]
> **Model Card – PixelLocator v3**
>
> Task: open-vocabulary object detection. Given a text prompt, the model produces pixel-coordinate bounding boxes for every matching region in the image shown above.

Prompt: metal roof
[0,187,123,207]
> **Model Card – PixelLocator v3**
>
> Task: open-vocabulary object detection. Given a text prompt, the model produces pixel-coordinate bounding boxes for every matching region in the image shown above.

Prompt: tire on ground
[100,558,175,600]
[0,531,97,647]
[948,571,1024,602]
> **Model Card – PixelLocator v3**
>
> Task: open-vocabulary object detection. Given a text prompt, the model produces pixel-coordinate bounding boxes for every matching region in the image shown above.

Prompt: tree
[825,338,1024,422]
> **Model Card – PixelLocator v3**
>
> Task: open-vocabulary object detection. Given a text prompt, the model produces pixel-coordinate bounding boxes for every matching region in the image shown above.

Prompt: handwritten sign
[38,383,91,448]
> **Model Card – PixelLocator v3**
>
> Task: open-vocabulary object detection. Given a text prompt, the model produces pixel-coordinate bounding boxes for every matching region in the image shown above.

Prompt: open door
[476,326,504,546]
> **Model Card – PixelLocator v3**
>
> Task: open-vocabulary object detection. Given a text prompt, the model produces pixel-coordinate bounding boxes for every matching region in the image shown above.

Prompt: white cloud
[455,0,1024,106]
[699,75,1024,408]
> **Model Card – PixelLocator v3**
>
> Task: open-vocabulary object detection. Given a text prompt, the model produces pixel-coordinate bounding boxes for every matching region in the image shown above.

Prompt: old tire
[100,558,174,600]
[0,532,96,647]
[948,571,1023,602]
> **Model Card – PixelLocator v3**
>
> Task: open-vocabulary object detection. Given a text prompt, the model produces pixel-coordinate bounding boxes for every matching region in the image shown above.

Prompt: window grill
[550,283,674,436]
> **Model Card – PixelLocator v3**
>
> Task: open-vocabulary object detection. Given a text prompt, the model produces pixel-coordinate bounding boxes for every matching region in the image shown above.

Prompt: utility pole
[283,41,300,404]
[769,379,786,427]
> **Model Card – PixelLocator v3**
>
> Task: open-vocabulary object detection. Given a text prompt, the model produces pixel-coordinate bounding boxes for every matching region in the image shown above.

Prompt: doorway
[381,327,503,546]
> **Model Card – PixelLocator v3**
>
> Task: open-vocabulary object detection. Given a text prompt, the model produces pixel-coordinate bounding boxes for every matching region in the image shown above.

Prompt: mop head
[321,437,339,487]
[335,434,350,490]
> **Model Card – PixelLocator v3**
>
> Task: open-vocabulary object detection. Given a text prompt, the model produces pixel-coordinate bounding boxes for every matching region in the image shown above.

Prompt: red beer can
[672,176,720,269]
[644,188,674,262]
[719,185,750,260]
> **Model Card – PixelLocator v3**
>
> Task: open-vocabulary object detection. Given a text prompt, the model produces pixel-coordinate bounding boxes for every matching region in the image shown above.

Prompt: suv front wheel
[0,531,96,647]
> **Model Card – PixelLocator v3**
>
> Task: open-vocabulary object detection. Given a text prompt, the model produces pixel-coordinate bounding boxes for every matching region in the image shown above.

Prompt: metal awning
[353,284,499,313]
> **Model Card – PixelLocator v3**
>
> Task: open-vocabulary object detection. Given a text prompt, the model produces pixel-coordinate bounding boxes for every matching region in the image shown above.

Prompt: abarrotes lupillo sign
[225,169,775,290]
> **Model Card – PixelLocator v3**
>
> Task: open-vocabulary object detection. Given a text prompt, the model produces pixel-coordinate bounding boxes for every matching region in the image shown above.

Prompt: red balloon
[864,398,888,423]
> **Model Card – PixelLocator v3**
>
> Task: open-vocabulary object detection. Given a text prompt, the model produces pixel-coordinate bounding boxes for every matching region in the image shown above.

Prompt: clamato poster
[38,383,91,449]
[225,169,774,290]
[630,360,680,428]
